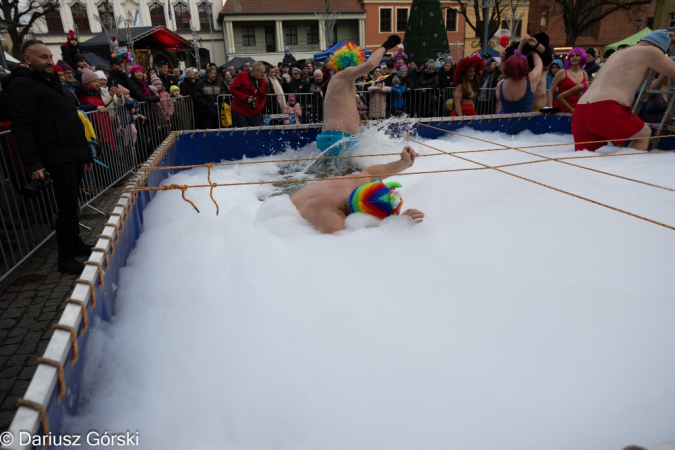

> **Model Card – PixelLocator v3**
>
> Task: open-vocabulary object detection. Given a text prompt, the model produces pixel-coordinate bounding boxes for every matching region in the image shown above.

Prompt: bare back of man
[291,146,425,234]
[322,37,401,136]
[580,43,675,107]
[573,33,675,151]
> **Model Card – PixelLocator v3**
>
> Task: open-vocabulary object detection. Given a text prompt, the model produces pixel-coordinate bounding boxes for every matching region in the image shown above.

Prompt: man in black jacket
[107,56,129,89]
[8,40,94,274]
[157,61,177,92]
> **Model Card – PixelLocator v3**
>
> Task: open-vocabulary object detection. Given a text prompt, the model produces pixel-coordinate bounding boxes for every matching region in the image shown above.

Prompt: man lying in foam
[291,146,425,234]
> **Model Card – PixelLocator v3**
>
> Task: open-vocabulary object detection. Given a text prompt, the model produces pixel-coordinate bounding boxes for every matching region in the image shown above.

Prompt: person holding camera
[8,40,94,274]
[229,61,267,127]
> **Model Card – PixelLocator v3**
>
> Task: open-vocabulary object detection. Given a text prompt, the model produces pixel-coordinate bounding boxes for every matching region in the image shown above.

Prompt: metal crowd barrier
[0,96,195,282]
[214,87,499,127]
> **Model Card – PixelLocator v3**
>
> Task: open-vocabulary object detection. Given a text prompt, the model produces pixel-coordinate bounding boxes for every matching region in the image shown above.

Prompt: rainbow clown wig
[349,179,403,220]
[327,42,366,72]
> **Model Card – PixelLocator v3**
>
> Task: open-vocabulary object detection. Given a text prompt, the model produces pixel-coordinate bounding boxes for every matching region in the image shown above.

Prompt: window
[149,3,166,26]
[198,3,212,29]
[45,9,63,34]
[71,4,90,32]
[284,26,298,45]
[242,26,256,46]
[501,20,522,36]
[175,3,190,30]
[446,8,457,32]
[539,8,548,28]
[307,25,319,45]
[380,8,392,33]
[97,3,115,23]
[396,8,408,33]
[669,13,675,29]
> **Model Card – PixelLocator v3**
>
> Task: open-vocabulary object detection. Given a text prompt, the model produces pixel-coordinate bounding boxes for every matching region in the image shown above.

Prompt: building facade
[527,0,656,49]
[653,0,675,30]
[218,0,366,65]
[362,1,467,60]
[26,0,224,68]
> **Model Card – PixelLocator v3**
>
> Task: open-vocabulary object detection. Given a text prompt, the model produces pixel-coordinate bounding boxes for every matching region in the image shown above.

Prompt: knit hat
[391,76,401,84]
[397,44,404,50]
[288,94,296,102]
[285,46,291,52]
[118,85,130,95]
[314,69,323,77]
[170,85,180,94]
[53,65,63,73]
[81,69,99,85]
[129,65,144,75]
[292,67,302,74]
[199,69,206,77]
[150,75,162,85]
[640,29,671,53]
[95,70,106,80]
[56,60,73,72]
[156,60,167,67]
[110,56,124,66]
[348,179,403,220]
[66,30,78,41]
[398,67,408,74]
[585,48,597,58]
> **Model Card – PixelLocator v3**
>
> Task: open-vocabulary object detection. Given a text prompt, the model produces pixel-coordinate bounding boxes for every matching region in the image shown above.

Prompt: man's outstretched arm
[357,146,418,181]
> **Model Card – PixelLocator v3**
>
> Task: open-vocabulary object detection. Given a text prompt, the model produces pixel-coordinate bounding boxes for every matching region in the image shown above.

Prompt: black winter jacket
[180,78,197,97]
[60,43,81,69]
[108,69,129,89]
[128,76,160,103]
[7,67,92,173]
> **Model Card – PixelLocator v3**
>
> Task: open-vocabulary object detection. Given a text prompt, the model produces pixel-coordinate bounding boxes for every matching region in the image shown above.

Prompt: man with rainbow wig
[572,29,675,152]
[317,35,402,153]
[291,146,425,234]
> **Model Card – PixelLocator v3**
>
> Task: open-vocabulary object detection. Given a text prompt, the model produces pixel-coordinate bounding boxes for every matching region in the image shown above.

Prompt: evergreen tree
[403,0,449,61]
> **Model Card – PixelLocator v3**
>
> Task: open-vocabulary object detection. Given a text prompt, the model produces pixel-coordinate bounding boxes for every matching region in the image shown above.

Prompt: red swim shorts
[571,100,645,152]
[450,105,477,117]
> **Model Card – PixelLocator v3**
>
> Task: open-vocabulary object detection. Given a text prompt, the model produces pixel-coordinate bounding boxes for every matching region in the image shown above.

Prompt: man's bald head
[21,40,54,79]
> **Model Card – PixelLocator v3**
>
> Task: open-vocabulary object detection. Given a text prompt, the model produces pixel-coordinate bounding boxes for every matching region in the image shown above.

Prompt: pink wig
[563,48,587,69]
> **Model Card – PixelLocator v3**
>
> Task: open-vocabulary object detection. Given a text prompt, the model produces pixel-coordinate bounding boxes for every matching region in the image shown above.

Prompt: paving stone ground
[0,183,127,432]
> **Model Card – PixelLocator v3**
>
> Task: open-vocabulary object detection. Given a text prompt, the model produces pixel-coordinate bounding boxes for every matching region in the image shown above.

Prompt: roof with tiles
[219,0,365,15]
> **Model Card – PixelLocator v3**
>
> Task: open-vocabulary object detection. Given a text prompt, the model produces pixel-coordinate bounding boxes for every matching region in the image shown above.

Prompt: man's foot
[74,242,93,256]
[58,259,85,275]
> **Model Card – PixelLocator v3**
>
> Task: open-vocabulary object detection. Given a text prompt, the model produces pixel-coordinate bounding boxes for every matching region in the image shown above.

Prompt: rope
[36,358,66,401]
[417,123,675,193]
[121,125,675,230]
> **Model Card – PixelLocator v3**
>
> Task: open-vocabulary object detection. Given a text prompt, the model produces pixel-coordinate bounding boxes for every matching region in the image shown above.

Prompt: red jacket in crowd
[229,72,267,117]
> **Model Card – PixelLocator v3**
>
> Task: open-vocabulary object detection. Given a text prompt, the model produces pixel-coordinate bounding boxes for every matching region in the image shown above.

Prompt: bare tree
[457,0,509,47]
[551,0,652,46]
[1,0,58,58]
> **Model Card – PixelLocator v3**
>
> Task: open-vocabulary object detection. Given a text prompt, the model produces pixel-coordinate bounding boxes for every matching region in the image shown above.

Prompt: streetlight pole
[481,0,493,57]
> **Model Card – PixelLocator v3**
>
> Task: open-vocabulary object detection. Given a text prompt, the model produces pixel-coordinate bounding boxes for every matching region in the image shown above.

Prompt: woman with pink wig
[546,47,588,113]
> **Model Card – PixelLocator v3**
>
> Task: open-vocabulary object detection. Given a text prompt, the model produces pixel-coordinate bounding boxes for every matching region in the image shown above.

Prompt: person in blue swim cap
[291,146,425,234]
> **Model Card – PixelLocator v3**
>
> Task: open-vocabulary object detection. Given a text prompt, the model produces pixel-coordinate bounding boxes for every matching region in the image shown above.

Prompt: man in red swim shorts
[571,29,675,151]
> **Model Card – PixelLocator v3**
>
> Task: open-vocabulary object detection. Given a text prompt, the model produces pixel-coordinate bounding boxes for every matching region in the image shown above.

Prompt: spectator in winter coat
[157,61,177,92]
[107,56,129,90]
[367,80,391,119]
[78,69,116,150]
[437,61,455,90]
[128,65,160,104]
[229,61,267,127]
[394,44,408,62]
[193,67,228,128]
[57,60,98,113]
[179,68,198,97]
[60,30,82,70]
[476,58,501,115]
[282,47,297,66]
[283,94,303,124]
[390,76,407,116]
[8,40,93,274]
[307,70,327,122]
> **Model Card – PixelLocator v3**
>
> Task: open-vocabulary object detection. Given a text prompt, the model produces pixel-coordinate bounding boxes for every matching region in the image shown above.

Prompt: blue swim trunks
[316,130,358,157]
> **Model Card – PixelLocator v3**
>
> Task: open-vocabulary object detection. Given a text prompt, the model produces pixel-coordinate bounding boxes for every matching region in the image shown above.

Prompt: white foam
[63,128,675,450]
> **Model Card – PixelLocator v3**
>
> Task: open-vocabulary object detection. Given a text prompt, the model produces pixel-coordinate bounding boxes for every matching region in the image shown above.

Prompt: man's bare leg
[627,123,652,151]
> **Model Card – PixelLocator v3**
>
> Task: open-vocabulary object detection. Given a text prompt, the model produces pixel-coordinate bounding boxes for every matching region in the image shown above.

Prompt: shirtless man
[317,35,401,152]
[572,29,675,151]
[291,146,425,234]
